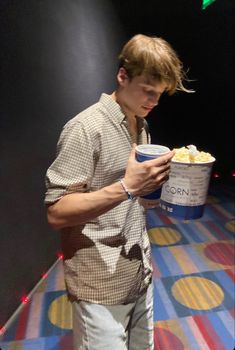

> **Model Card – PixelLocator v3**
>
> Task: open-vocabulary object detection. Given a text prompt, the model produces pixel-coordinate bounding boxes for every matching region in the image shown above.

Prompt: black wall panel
[0,0,125,326]
[112,0,235,178]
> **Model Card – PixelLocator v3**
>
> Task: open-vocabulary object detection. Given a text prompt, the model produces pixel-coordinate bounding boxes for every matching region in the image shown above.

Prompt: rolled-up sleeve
[44,120,95,204]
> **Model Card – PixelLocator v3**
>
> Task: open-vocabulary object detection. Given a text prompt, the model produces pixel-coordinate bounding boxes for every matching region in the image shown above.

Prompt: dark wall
[112,0,235,180]
[0,0,125,326]
[1,0,234,327]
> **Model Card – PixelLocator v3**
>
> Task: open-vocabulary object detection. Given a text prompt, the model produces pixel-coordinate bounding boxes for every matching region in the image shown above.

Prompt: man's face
[118,69,167,118]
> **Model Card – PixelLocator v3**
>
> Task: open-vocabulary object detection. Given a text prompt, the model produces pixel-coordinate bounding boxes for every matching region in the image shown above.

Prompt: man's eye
[144,89,155,96]
[144,88,152,94]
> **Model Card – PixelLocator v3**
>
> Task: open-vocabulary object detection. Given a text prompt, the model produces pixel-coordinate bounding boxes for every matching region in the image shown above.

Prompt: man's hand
[123,143,175,197]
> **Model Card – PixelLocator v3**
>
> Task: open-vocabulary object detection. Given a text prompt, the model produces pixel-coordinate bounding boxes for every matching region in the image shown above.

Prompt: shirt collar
[99,93,125,124]
[99,93,145,134]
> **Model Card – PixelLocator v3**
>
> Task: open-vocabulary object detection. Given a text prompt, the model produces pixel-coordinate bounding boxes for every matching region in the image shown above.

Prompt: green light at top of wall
[202,0,216,10]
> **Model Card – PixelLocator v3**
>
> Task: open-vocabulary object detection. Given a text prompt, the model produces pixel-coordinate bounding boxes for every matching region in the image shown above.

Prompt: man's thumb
[129,143,137,160]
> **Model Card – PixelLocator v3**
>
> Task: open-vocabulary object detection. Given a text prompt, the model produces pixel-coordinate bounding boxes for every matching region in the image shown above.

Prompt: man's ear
[117,67,129,86]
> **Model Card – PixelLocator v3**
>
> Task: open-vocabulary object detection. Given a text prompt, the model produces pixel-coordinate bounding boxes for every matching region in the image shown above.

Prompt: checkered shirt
[44,93,152,304]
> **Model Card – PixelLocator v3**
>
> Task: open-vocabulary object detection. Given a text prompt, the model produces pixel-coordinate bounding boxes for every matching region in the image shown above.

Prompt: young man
[45,34,191,349]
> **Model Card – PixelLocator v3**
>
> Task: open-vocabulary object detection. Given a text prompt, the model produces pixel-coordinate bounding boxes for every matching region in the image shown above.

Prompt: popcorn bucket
[160,158,215,220]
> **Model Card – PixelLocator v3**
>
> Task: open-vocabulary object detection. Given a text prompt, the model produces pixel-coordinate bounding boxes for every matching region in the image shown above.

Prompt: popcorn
[172,145,213,163]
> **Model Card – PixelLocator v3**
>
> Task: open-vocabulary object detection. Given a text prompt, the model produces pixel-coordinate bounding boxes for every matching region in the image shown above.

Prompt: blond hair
[118,34,193,94]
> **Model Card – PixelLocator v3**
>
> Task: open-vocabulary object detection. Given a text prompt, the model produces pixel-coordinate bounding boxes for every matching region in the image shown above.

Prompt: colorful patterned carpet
[0,183,234,350]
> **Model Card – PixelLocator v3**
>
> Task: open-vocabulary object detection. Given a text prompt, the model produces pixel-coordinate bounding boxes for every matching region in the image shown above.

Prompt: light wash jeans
[72,283,154,350]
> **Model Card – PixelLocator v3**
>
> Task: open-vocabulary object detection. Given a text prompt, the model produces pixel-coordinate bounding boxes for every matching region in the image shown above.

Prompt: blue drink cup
[135,144,170,208]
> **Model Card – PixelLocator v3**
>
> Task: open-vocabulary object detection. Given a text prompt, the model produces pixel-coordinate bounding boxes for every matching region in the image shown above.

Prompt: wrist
[119,179,135,201]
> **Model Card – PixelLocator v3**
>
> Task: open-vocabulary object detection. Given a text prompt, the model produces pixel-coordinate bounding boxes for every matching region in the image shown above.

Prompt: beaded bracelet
[119,179,134,201]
